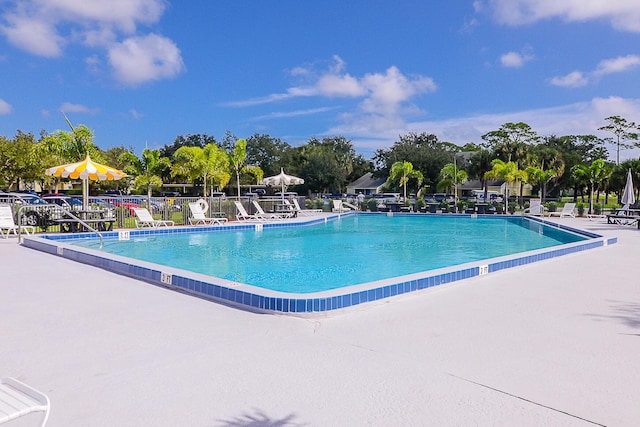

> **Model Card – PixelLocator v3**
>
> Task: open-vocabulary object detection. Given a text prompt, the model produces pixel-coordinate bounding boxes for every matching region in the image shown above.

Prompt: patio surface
[1,216,639,426]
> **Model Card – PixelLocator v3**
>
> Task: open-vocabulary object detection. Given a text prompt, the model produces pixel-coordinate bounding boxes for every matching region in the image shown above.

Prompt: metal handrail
[17,204,104,247]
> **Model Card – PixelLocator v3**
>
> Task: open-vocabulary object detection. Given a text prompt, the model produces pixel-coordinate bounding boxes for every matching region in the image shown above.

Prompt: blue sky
[2,0,640,161]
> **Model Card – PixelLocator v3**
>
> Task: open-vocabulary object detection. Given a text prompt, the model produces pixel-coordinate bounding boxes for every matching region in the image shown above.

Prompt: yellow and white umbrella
[45,154,127,210]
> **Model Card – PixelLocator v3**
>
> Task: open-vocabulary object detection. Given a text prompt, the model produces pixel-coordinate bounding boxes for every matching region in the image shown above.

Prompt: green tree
[119,149,172,206]
[373,132,455,193]
[437,163,468,196]
[172,144,230,196]
[541,135,607,200]
[229,138,247,199]
[481,122,539,163]
[466,149,494,200]
[245,133,292,177]
[484,160,527,203]
[387,161,424,201]
[571,159,611,214]
[0,131,43,191]
[524,166,556,202]
[598,116,639,165]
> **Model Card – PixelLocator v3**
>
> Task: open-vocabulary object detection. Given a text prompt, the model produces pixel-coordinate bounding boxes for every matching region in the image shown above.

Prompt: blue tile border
[21,213,613,316]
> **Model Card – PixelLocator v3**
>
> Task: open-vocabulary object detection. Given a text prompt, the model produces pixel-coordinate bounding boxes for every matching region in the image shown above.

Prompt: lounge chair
[133,207,175,228]
[290,199,322,216]
[0,205,35,238]
[0,377,50,426]
[546,202,576,218]
[251,200,285,220]
[523,198,545,216]
[606,204,640,225]
[233,201,264,222]
[332,200,351,213]
[188,202,228,226]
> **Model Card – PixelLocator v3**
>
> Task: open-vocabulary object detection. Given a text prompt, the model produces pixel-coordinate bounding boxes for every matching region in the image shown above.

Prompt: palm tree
[172,144,230,197]
[438,163,468,195]
[524,166,557,203]
[229,139,247,199]
[571,159,611,214]
[484,160,527,204]
[467,149,494,200]
[119,148,171,208]
[386,161,423,201]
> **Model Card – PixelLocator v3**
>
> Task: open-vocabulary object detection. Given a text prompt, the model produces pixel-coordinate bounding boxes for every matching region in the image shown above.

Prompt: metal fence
[3,195,320,235]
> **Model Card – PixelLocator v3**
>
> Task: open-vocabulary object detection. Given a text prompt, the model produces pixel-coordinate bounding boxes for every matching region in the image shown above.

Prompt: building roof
[347,172,387,191]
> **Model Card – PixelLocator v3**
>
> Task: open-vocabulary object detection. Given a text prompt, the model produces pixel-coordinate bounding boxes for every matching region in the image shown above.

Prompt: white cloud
[549,71,589,87]
[251,107,335,121]
[331,96,640,162]
[60,102,99,114]
[232,56,436,131]
[1,14,63,57]
[594,54,640,76]
[0,99,13,115]
[129,109,144,120]
[483,0,640,32]
[500,51,533,68]
[550,54,640,87]
[108,34,185,85]
[0,0,184,84]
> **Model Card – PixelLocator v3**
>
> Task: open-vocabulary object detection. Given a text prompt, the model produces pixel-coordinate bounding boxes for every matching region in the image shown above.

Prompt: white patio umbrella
[621,168,636,207]
[261,168,304,203]
[45,154,127,211]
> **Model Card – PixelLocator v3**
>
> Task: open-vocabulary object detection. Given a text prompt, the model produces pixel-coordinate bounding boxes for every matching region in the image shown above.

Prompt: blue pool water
[70,215,585,293]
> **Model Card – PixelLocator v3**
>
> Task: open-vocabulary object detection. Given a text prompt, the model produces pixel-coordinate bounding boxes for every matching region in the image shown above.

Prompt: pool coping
[21,212,616,316]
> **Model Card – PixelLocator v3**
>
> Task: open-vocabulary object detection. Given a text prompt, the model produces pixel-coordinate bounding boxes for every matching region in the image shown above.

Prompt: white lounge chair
[133,207,175,228]
[233,201,263,222]
[188,202,228,225]
[290,199,322,216]
[547,202,576,218]
[0,205,35,238]
[523,198,545,216]
[332,200,351,213]
[251,200,285,220]
[0,377,50,426]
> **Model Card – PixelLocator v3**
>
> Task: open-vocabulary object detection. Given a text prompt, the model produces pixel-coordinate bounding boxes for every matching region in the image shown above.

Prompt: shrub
[594,203,602,215]
[576,202,585,216]
[546,201,557,212]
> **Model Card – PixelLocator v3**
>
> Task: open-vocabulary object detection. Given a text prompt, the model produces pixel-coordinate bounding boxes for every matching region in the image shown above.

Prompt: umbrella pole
[83,178,89,212]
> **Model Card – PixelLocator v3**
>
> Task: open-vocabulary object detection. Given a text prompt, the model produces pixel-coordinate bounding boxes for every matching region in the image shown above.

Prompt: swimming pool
[24,213,615,315]
[71,214,585,293]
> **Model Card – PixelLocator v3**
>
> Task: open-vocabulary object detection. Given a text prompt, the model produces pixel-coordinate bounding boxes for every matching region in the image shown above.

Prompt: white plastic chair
[233,201,263,222]
[523,198,545,216]
[546,202,576,218]
[0,377,50,426]
[0,205,35,238]
[290,199,322,215]
[133,207,174,228]
[251,200,284,220]
[188,202,228,225]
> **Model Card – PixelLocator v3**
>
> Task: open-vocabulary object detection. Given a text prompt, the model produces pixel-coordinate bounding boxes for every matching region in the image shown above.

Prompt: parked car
[70,196,117,218]
[100,194,140,214]
[0,192,62,228]
[42,194,84,211]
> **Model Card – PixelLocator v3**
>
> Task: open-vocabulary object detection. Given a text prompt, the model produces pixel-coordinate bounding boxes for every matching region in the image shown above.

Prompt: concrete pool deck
[1,216,639,426]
